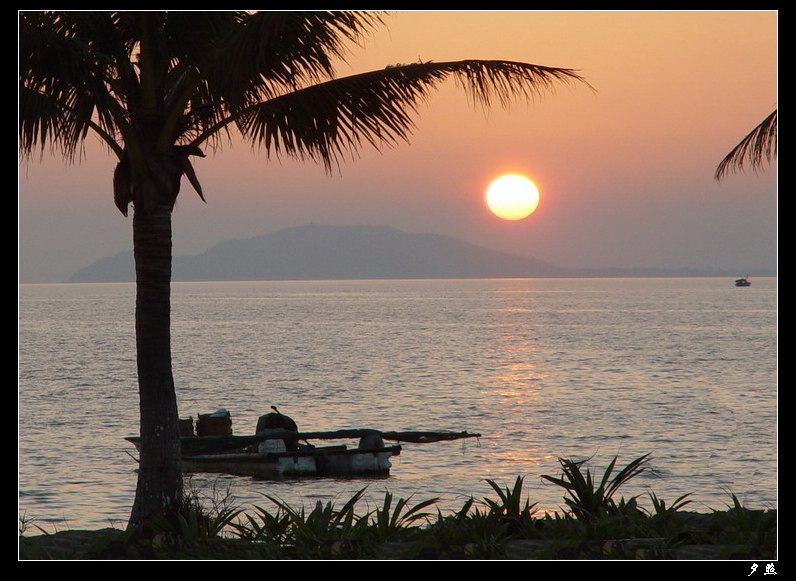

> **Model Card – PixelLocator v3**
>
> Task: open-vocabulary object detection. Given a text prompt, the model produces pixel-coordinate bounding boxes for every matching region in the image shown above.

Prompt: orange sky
[19,11,777,282]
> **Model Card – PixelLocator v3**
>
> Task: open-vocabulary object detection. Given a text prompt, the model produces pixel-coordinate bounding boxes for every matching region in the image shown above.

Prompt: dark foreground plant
[541,453,651,521]
[712,492,777,548]
[142,477,241,545]
[482,476,541,537]
[369,491,439,543]
[484,476,538,521]
[418,499,511,559]
[19,512,47,536]
[230,503,292,545]
[649,491,693,517]
[263,488,372,558]
[19,453,777,560]
[147,501,241,544]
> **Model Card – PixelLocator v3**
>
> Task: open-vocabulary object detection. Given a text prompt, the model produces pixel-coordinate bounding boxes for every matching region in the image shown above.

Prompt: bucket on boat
[196,409,232,436]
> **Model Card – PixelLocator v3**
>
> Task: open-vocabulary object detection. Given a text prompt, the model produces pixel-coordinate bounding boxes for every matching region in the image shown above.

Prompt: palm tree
[19,11,589,533]
[715,109,777,180]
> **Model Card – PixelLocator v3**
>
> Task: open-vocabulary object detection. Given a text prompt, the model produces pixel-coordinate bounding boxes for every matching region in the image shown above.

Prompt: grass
[18,512,49,537]
[19,453,777,560]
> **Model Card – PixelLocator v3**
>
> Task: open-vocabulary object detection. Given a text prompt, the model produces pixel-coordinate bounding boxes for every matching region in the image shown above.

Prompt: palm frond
[19,11,130,160]
[207,11,383,108]
[170,11,384,152]
[715,109,777,181]
[218,59,589,171]
[136,12,383,152]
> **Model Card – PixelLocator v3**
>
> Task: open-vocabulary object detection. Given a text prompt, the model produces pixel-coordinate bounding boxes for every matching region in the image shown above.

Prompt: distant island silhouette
[68,224,774,283]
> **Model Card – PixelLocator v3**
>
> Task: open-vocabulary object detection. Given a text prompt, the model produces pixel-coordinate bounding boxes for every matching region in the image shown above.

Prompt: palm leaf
[154,12,383,150]
[208,12,383,105]
[19,11,131,160]
[715,109,777,180]
[209,59,589,171]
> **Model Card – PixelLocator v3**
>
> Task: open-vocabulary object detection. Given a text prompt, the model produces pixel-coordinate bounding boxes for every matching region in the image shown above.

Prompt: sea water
[18,278,777,530]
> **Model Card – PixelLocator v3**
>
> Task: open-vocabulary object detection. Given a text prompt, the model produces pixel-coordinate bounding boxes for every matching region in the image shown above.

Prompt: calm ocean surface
[19,278,777,530]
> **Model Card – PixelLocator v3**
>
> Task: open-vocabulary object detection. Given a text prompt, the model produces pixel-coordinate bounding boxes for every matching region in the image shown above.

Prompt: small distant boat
[735,277,752,287]
[125,408,480,479]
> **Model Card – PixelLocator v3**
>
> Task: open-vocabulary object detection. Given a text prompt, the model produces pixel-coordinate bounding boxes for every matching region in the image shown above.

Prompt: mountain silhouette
[68,224,564,282]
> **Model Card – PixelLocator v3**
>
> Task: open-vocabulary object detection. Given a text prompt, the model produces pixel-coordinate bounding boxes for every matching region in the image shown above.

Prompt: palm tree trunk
[128,202,183,533]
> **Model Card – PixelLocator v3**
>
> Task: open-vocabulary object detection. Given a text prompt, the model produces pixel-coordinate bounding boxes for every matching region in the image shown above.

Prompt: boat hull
[180,445,401,478]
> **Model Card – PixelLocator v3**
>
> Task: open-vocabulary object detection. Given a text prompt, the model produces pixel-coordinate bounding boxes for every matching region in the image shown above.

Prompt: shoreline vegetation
[19,454,777,560]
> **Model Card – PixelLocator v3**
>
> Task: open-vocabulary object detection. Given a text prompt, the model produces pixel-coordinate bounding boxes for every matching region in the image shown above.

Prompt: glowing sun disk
[486,174,540,220]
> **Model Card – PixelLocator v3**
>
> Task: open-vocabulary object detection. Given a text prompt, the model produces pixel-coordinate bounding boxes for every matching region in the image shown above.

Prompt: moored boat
[125,408,479,479]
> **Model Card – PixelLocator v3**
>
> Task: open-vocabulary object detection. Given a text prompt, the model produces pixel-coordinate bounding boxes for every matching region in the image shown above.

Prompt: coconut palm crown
[20,11,589,532]
[715,109,777,181]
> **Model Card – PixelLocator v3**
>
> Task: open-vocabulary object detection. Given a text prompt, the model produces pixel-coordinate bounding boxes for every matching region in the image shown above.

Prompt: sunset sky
[19,11,777,282]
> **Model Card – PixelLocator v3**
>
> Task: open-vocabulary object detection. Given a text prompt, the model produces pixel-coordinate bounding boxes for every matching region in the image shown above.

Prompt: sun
[485,174,540,221]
